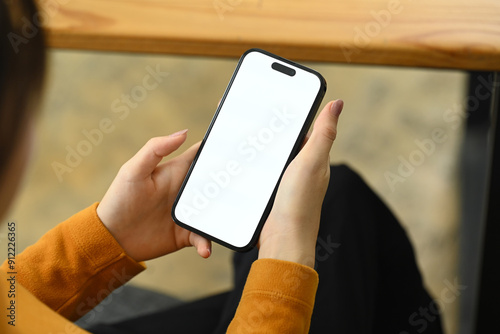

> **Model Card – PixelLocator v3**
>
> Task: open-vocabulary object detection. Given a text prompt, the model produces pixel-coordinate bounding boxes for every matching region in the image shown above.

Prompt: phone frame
[172,48,327,252]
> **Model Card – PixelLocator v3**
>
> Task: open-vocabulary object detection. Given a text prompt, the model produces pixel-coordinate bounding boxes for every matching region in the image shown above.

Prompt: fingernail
[169,129,188,137]
[204,246,211,259]
[330,100,344,117]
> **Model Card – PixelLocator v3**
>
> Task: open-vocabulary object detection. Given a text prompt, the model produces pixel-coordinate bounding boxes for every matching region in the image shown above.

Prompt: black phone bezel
[171,48,327,252]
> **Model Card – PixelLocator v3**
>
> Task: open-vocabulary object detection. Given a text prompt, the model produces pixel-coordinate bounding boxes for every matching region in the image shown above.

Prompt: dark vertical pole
[475,72,500,333]
[459,72,491,334]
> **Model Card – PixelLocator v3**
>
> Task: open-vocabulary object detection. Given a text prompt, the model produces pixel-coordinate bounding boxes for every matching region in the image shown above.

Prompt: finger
[189,233,212,258]
[126,130,189,179]
[302,100,343,160]
[300,130,312,150]
[175,141,202,165]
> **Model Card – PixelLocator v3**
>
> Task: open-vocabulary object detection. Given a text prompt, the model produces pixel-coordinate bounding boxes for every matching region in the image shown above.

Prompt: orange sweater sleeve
[0,202,145,322]
[0,202,319,333]
[227,258,319,333]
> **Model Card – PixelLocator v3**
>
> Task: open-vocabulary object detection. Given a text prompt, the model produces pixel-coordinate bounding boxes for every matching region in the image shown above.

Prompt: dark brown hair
[0,0,46,183]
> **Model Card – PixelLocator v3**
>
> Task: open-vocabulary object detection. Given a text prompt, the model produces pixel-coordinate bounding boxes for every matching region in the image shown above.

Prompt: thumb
[125,130,189,180]
[302,100,343,160]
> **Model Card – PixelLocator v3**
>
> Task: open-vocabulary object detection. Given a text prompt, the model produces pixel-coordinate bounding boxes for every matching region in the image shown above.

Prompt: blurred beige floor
[5,50,466,333]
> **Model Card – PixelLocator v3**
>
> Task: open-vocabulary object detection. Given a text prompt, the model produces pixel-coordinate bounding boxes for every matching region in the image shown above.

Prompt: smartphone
[172,48,326,252]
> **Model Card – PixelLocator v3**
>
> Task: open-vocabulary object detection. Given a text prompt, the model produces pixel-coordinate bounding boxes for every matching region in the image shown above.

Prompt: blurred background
[6,50,467,333]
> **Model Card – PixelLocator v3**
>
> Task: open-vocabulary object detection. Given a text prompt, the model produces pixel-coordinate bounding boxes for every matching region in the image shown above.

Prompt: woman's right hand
[258,100,343,268]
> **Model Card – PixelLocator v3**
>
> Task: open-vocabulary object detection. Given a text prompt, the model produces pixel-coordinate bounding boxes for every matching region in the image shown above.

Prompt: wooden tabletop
[40,0,500,70]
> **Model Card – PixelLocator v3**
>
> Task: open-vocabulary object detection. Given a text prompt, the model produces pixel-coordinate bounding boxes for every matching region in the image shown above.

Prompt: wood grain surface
[37,0,500,70]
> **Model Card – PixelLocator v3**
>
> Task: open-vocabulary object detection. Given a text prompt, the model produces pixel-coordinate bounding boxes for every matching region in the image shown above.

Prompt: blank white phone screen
[174,50,322,248]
